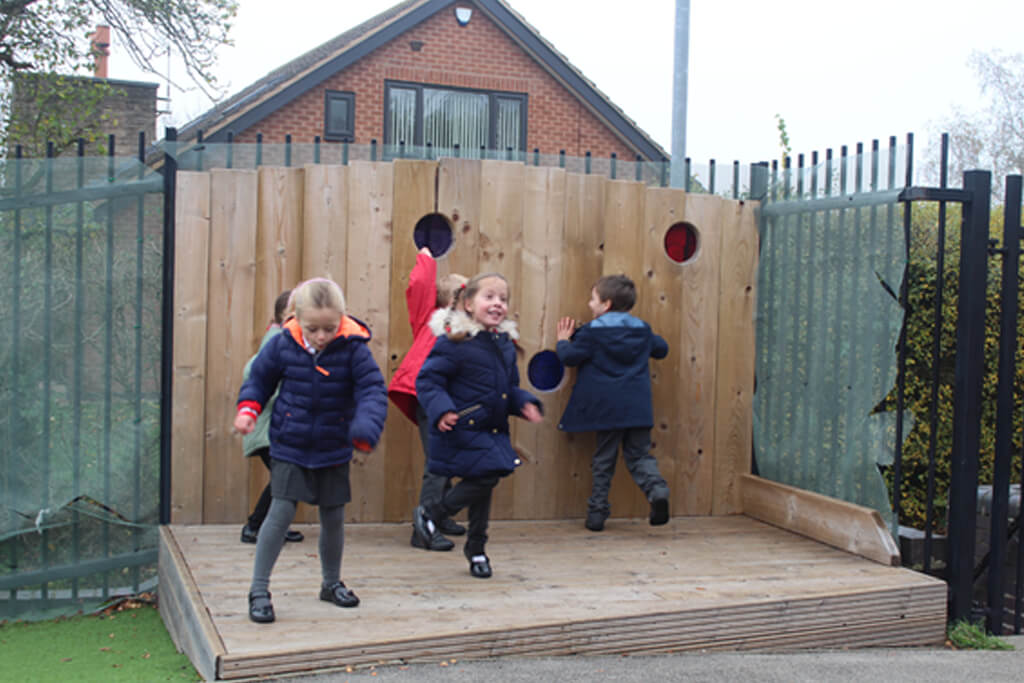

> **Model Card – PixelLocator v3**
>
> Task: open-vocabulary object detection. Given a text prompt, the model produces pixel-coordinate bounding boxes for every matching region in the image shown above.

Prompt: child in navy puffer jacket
[234,278,387,623]
[413,272,543,579]
[555,274,670,533]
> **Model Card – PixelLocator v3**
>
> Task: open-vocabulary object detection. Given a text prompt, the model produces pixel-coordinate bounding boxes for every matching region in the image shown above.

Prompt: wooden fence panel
[170,165,758,525]
[437,158,482,282]
[387,160,437,523]
[641,187,693,517]
[552,173,607,519]
[478,160,525,520]
[514,166,566,519]
[345,161,394,522]
[713,200,759,514]
[204,170,259,523]
[674,192,723,516]
[171,172,211,524]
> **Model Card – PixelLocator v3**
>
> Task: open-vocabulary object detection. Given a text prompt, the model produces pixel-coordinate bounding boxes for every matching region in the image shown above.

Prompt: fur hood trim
[427,308,519,340]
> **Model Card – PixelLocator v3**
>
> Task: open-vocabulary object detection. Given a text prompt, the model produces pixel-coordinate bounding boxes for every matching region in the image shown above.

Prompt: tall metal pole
[670,0,690,188]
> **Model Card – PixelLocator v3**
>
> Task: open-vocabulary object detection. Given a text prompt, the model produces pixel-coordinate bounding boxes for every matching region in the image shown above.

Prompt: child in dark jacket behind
[555,274,670,532]
[234,278,388,623]
[413,272,543,578]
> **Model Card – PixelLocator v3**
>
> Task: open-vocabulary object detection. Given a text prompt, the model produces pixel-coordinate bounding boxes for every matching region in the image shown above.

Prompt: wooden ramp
[159,516,947,680]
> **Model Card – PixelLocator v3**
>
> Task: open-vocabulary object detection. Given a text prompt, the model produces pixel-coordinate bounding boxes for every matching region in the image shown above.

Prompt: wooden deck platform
[159,515,947,680]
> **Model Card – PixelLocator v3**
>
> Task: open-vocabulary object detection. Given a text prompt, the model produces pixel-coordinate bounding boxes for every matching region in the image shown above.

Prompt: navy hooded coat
[416,310,541,479]
[237,315,388,468]
[556,311,668,432]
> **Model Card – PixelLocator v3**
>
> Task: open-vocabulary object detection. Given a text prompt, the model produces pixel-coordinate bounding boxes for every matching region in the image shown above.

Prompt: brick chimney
[91,25,110,79]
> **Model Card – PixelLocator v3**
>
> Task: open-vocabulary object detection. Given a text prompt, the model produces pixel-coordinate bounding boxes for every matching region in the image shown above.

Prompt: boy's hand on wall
[521,403,543,423]
[437,411,458,432]
[234,413,256,435]
[351,450,369,466]
[556,317,576,342]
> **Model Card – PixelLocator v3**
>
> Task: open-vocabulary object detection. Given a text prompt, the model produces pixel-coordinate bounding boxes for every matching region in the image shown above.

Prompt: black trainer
[437,518,466,536]
[409,527,454,551]
[468,554,492,579]
[585,511,606,532]
[319,581,359,608]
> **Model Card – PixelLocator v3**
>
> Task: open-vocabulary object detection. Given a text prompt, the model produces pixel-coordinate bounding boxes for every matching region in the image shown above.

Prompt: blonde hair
[289,278,346,319]
[437,273,468,308]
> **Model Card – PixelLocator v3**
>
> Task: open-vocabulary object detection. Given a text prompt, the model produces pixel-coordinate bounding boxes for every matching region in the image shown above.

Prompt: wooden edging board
[740,473,901,566]
[158,526,224,681]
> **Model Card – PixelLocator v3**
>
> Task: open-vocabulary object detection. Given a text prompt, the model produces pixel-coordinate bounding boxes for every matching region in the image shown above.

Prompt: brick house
[177,0,667,162]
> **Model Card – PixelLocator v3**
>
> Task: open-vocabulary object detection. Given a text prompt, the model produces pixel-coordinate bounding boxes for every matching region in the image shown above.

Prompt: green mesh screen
[0,155,163,619]
[754,174,911,535]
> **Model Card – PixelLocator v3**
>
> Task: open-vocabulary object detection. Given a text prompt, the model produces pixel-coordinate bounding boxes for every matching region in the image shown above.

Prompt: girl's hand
[437,411,459,432]
[234,413,256,435]
[419,246,432,257]
[351,451,369,466]
[521,403,542,423]
[556,317,576,342]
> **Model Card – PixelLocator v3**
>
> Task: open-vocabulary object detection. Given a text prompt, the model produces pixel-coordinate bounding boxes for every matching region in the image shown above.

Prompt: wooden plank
[600,179,648,518]
[740,473,901,565]
[553,173,607,519]
[204,169,259,524]
[171,171,211,524]
[301,164,348,283]
[158,526,224,682]
[673,192,725,515]
[437,158,482,281]
[254,166,307,522]
[387,159,437,523]
[345,161,394,522]
[514,166,566,519]
[713,198,759,514]
[477,160,525,520]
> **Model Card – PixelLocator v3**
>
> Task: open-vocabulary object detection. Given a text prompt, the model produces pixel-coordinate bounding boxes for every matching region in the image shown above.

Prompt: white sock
[470,554,487,563]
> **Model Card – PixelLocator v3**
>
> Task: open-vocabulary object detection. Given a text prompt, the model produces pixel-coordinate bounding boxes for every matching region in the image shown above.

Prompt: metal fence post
[160,127,178,525]
[947,168,991,622]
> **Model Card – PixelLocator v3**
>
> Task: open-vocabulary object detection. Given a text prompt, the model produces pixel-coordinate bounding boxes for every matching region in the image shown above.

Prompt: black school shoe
[437,518,466,536]
[409,526,454,551]
[240,524,304,544]
[248,590,275,623]
[649,496,670,526]
[319,581,360,607]
[468,554,492,579]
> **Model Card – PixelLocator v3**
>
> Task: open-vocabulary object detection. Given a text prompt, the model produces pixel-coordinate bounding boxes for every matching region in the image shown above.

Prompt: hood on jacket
[588,312,652,364]
[283,315,371,347]
[427,308,519,341]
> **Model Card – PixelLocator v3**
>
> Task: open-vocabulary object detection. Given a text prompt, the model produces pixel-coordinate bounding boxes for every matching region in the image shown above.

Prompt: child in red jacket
[388,247,468,551]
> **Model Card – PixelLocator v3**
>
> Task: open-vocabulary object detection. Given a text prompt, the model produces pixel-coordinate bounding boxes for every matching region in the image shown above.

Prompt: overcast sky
[111,0,1024,166]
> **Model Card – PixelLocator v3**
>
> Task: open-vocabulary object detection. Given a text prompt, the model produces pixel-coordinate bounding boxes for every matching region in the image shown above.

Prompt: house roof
[177,0,668,161]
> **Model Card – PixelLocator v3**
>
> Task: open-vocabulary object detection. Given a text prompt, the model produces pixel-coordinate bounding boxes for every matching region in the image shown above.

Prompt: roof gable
[179,0,667,160]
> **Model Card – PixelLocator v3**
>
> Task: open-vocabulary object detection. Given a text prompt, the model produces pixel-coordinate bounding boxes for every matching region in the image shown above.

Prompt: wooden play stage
[159,476,947,680]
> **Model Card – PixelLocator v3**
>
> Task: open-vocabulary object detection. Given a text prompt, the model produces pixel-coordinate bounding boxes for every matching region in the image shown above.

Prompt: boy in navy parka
[555,274,670,532]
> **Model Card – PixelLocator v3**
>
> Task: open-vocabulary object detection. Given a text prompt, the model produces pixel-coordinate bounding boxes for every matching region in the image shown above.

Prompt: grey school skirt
[270,458,351,507]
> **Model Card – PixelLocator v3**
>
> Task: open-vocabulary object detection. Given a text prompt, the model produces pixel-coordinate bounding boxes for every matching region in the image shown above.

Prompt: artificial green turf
[0,605,200,682]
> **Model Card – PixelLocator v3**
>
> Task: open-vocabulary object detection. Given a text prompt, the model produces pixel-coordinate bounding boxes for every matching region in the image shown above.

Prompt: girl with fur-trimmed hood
[413,272,543,579]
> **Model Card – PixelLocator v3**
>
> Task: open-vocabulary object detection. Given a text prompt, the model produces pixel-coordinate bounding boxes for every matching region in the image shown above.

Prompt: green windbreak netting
[0,155,163,618]
[754,189,911,535]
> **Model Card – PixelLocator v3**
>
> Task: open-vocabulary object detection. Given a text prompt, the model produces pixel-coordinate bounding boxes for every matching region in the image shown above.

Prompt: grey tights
[250,497,346,594]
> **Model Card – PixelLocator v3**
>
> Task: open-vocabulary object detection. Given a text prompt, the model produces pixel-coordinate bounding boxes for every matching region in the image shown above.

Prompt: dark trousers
[428,474,500,557]
[416,405,452,514]
[588,428,668,518]
[246,449,273,529]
